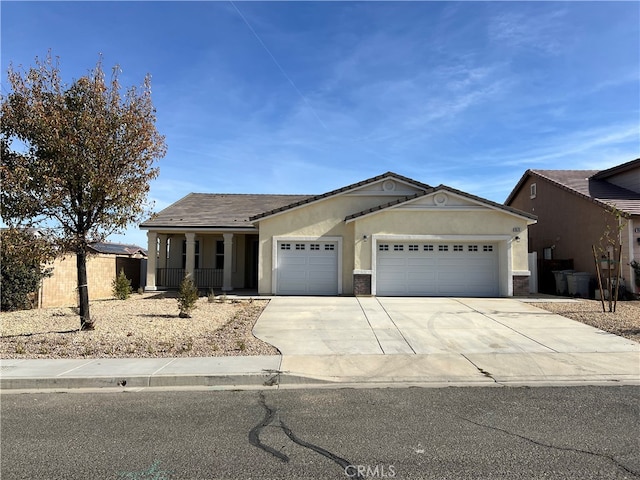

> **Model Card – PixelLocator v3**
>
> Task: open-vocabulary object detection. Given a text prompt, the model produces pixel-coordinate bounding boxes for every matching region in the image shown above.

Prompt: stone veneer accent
[513,275,530,296]
[353,273,372,296]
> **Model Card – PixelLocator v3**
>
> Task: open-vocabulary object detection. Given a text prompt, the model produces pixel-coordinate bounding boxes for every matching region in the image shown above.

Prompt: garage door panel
[377,242,498,297]
[277,241,338,295]
[280,256,307,266]
[378,257,407,267]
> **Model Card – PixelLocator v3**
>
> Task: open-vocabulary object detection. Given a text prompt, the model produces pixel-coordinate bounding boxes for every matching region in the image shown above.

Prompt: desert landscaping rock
[0,294,277,359]
[534,299,640,343]
[1,296,638,360]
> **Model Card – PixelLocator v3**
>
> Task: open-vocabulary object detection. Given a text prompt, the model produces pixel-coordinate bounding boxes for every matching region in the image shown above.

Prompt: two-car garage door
[276,241,338,295]
[376,241,499,297]
[275,239,499,296]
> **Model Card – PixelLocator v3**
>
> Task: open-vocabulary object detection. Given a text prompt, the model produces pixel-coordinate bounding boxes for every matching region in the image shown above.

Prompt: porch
[144,231,259,292]
[156,268,223,289]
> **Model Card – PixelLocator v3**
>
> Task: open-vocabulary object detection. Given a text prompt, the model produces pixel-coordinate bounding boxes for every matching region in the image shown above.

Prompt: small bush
[1,228,55,312]
[177,274,199,318]
[112,269,132,300]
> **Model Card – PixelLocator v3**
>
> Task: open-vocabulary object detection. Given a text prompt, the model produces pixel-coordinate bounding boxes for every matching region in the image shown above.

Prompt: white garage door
[276,241,338,295]
[376,242,499,296]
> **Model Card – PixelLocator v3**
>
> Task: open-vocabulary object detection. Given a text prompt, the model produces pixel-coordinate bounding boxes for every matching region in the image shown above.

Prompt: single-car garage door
[376,242,499,296]
[276,241,338,295]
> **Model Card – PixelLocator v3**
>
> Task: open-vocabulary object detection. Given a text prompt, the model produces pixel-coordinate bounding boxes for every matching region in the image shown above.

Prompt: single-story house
[505,158,640,294]
[39,242,147,308]
[140,172,536,297]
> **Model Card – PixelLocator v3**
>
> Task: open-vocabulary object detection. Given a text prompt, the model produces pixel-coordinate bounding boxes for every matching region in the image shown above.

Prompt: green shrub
[631,260,640,288]
[112,269,132,300]
[177,274,199,318]
[1,228,54,311]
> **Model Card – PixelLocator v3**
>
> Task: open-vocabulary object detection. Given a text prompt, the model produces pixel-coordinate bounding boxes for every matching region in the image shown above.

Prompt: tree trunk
[77,246,94,331]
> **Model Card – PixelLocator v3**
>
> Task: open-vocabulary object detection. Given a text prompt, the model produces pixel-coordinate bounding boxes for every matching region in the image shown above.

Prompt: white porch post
[185,232,196,278]
[158,234,168,269]
[145,231,158,291]
[222,233,234,291]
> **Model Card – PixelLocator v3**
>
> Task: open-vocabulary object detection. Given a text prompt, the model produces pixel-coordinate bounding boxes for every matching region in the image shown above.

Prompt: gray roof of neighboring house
[505,162,640,216]
[89,242,147,256]
[140,193,313,229]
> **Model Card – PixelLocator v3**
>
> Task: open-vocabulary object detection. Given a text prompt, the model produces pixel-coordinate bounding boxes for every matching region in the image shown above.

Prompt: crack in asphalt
[458,415,640,478]
[279,420,359,475]
[248,392,289,462]
[248,392,364,478]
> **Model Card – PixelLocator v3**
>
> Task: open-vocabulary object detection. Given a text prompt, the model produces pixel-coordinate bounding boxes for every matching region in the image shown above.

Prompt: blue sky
[2,1,639,248]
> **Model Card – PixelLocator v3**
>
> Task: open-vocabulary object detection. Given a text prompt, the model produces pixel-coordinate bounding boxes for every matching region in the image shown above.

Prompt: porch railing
[156,268,223,289]
[195,269,223,289]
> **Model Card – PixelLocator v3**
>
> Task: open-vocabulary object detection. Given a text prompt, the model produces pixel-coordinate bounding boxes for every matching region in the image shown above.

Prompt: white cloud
[488,7,570,56]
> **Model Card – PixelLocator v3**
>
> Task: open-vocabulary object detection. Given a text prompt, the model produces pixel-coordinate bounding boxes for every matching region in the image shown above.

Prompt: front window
[216,240,224,269]
[182,240,200,269]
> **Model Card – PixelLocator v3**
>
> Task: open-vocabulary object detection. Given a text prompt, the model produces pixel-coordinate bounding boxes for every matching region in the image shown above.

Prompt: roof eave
[251,172,431,222]
[524,170,636,216]
[346,185,537,223]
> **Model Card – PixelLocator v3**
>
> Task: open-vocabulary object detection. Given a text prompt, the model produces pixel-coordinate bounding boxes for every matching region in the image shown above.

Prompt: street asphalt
[1,297,638,392]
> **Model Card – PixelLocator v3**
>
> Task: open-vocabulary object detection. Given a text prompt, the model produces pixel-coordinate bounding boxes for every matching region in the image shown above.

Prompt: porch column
[145,231,157,291]
[222,233,234,291]
[185,232,196,279]
[158,234,168,269]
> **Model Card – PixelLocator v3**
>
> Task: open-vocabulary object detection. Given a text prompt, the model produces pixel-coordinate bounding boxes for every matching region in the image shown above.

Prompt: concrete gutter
[2,351,638,392]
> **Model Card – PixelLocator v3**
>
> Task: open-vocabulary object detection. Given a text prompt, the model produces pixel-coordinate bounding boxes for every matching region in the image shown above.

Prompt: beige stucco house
[140,172,536,297]
[506,158,640,295]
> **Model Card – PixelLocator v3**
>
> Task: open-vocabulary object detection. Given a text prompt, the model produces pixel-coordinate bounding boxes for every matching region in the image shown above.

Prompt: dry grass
[0,293,277,359]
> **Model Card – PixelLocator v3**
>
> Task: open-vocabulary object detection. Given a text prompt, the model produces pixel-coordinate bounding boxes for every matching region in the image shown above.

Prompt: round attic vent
[433,193,448,206]
[382,179,396,191]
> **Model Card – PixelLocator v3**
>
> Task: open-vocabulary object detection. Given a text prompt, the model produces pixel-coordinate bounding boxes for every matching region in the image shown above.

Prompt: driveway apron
[253,296,639,385]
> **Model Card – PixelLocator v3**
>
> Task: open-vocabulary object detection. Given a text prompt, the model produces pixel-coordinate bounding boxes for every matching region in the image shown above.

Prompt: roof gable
[249,172,431,222]
[346,185,537,223]
[505,165,640,216]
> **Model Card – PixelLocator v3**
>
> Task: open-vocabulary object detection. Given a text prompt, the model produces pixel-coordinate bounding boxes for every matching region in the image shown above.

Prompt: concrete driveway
[253,297,639,385]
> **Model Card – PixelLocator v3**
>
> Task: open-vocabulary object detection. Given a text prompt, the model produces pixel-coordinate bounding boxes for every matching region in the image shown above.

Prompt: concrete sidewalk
[2,351,638,392]
[2,297,639,392]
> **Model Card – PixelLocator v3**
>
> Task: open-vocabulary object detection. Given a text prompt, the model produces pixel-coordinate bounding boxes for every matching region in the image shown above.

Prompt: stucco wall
[352,209,530,272]
[509,177,633,283]
[257,194,411,294]
[40,254,116,308]
[257,193,531,295]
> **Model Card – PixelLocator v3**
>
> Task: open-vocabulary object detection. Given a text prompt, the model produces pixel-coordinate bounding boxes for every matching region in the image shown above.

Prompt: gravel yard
[1,295,638,359]
[533,299,640,343]
[0,293,277,359]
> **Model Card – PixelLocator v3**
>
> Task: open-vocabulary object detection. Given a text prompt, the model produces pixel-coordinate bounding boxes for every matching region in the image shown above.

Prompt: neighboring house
[39,242,147,308]
[505,158,640,294]
[140,172,535,297]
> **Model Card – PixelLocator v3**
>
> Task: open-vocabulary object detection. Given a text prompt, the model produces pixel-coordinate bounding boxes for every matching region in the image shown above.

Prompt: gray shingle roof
[140,193,313,229]
[249,171,432,221]
[345,184,537,222]
[89,242,147,256]
[506,164,640,216]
